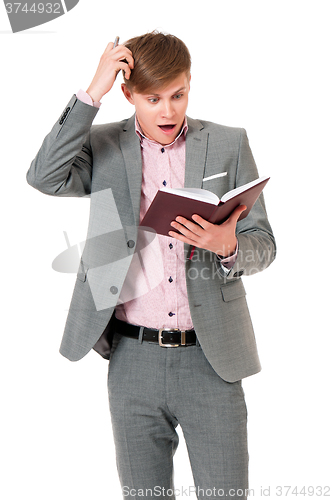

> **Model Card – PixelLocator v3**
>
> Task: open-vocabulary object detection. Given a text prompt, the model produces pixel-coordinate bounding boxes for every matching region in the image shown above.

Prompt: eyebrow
[147,87,187,97]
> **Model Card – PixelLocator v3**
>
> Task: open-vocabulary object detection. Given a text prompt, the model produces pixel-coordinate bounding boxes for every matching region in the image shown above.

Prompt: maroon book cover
[140,176,270,236]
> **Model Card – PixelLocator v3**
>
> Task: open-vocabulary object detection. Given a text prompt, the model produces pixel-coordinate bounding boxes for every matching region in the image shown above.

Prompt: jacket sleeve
[215,128,276,278]
[26,95,99,197]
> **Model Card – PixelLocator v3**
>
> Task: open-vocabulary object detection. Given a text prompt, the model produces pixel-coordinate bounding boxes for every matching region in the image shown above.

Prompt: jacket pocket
[220,279,246,302]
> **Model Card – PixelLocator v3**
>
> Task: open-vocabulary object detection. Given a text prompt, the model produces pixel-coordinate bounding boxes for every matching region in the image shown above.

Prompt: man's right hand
[86,41,134,103]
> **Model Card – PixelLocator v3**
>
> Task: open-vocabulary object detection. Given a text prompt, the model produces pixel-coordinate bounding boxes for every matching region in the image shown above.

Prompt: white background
[1,1,331,499]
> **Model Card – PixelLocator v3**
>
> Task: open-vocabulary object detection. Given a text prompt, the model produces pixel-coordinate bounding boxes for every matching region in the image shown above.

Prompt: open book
[140,176,270,236]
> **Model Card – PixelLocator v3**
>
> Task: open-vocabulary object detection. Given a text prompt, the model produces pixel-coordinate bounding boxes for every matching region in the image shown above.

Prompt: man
[27,32,276,499]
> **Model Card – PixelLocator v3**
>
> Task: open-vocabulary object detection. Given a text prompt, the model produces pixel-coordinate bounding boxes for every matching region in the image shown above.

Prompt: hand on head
[86,41,134,103]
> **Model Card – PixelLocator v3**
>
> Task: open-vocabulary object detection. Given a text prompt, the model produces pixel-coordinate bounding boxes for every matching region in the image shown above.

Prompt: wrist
[86,86,103,103]
[217,238,238,259]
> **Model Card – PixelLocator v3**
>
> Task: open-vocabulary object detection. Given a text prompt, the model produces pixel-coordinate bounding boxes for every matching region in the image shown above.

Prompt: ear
[121,84,135,105]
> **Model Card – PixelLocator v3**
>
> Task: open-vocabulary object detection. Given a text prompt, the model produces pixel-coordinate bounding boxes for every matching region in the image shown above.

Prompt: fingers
[191,214,211,229]
[103,41,134,70]
[168,231,195,245]
[104,41,115,52]
[172,206,246,239]
[171,216,206,237]
[117,62,131,80]
[114,47,135,70]
[227,204,247,223]
[99,43,134,82]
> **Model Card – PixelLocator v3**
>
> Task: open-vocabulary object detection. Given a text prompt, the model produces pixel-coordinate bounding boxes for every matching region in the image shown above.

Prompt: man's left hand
[168,204,247,257]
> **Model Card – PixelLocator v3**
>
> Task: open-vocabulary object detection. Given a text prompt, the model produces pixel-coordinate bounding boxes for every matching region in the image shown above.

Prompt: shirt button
[168,277,173,283]
[168,312,174,317]
[127,240,135,248]
[161,147,165,153]
[162,180,167,187]
[110,286,118,295]
[169,243,173,249]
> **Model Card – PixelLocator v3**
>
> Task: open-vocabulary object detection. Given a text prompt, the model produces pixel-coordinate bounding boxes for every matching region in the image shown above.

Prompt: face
[121,72,190,145]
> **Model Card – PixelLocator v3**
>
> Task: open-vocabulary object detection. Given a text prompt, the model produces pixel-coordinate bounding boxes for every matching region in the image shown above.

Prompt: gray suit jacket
[27,95,276,382]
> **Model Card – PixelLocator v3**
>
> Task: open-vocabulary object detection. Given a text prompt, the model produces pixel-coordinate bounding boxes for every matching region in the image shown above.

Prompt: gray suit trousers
[107,333,249,500]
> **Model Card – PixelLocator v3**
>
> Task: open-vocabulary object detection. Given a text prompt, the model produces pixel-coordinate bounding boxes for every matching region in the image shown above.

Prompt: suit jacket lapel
[120,115,142,226]
[183,117,208,258]
[185,117,208,189]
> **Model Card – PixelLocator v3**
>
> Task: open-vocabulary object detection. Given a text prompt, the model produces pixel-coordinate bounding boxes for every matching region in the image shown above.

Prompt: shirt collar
[135,115,188,147]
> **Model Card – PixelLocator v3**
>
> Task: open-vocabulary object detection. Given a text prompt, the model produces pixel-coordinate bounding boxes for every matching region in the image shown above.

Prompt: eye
[173,93,183,100]
[148,97,159,104]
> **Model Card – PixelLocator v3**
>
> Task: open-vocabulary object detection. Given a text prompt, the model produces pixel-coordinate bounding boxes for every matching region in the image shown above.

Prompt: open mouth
[158,124,176,133]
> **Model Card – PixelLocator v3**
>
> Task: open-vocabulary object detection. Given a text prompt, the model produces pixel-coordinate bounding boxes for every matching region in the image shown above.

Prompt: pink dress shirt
[76,90,237,330]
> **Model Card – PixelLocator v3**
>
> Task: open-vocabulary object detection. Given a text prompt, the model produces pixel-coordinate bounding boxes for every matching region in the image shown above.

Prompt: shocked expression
[122,72,190,145]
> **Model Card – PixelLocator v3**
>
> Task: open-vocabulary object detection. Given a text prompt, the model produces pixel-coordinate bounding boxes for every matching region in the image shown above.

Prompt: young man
[27,32,276,499]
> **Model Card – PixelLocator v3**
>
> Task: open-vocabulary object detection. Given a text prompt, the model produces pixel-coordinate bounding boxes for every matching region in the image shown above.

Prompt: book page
[220,176,269,203]
[160,187,220,205]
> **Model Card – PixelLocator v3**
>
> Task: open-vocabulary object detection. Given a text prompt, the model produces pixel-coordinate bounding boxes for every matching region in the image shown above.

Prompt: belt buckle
[158,328,186,347]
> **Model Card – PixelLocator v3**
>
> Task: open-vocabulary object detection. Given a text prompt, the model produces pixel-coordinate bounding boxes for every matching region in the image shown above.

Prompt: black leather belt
[114,317,197,347]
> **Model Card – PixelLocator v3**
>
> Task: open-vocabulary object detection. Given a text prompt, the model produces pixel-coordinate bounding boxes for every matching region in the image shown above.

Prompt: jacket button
[234,270,244,277]
[127,240,135,248]
[110,286,118,294]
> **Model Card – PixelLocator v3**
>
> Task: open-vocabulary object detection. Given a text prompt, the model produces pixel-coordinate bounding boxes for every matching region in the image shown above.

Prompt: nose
[161,99,175,119]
